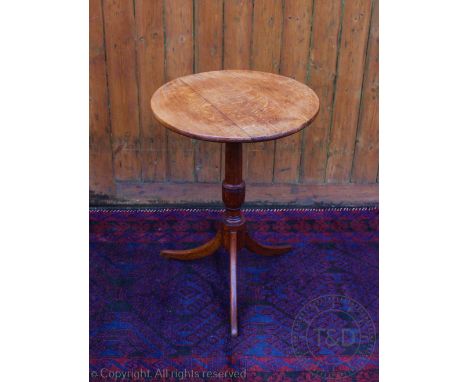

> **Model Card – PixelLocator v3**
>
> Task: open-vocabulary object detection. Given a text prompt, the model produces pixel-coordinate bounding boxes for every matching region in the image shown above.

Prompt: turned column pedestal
[161,143,291,336]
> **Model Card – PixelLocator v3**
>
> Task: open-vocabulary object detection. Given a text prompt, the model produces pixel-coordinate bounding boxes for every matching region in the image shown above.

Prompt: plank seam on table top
[178,77,255,139]
[224,71,313,137]
[179,74,312,139]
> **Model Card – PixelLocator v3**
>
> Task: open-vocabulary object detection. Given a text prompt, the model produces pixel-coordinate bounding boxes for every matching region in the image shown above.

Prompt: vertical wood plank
[194,0,223,182]
[325,0,372,183]
[302,0,342,183]
[195,0,223,72]
[275,0,313,183]
[102,0,142,180]
[135,0,167,181]
[165,0,195,181]
[351,0,378,183]
[90,0,115,195]
[223,0,253,180]
[224,0,253,70]
[248,0,283,183]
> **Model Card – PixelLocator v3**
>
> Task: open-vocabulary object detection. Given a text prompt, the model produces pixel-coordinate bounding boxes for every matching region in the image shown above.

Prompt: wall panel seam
[299,0,316,183]
[324,0,345,183]
[350,0,375,183]
[272,0,287,183]
[162,0,170,183]
[99,0,116,184]
[132,0,143,181]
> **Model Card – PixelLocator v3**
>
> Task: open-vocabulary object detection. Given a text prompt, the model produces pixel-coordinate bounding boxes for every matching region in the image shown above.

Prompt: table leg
[245,232,292,256]
[229,230,238,337]
[161,229,222,260]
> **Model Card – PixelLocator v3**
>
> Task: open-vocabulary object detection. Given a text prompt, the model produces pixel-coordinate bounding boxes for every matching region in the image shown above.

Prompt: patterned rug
[90,208,378,381]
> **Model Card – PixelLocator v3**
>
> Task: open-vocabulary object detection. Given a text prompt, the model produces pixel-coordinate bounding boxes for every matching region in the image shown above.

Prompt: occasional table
[151,70,319,336]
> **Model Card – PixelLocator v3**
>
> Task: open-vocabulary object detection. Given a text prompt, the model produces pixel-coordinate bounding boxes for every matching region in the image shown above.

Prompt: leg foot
[245,232,292,256]
[161,230,222,260]
[229,231,238,337]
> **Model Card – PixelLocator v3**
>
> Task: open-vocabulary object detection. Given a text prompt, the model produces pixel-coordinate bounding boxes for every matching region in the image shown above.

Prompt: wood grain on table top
[151,70,320,143]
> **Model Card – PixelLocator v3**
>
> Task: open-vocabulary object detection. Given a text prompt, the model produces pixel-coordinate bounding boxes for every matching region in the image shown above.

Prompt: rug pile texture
[90,208,378,381]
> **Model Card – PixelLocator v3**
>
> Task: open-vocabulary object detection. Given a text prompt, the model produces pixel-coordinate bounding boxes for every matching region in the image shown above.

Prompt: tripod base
[161,226,291,260]
[161,224,292,337]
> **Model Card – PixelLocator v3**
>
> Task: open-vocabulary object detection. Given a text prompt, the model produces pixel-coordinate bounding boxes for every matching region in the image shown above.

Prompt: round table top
[151,70,320,143]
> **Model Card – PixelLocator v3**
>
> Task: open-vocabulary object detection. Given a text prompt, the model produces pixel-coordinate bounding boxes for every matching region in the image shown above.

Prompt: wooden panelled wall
[90,0,378,205]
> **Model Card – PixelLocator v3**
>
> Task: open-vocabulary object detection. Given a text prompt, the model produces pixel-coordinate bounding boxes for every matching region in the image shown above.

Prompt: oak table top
[151,70,320,143]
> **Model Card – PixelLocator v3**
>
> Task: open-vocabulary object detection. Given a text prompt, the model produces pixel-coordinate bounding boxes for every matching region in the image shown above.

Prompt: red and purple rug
[90,207,378,381]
